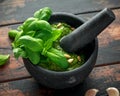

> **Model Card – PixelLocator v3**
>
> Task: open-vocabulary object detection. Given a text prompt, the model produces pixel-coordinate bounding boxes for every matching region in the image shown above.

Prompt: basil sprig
[8,7,68,69]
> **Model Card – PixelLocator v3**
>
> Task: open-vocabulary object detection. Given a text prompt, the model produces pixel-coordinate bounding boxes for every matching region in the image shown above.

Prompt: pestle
[60,8,115,53]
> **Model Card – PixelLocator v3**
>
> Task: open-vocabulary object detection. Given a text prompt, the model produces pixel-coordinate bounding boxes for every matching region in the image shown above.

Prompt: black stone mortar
[23,12,98,89]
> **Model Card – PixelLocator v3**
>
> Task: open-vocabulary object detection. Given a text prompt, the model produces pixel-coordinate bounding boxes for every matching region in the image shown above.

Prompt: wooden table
[0,0,120,96]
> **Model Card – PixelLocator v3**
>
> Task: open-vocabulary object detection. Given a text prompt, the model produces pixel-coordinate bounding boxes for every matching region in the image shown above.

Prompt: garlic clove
[67,58,74,63]
[64,54,71,58]
[77,56,81,61]
[85,89,99,96]
[106,87,119,96]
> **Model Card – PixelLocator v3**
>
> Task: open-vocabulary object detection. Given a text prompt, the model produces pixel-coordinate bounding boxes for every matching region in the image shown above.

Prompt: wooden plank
[0,0,120,25]
[0,26,11,49]
[0,24,19,48]
[0,63,120,96]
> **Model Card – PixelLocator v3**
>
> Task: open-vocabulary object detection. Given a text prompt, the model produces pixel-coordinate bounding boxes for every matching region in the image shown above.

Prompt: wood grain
[0,63,119,96]
[0,0,120,25]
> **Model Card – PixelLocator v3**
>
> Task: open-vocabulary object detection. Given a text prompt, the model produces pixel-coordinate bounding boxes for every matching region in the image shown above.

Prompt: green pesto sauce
[38,23,85,71]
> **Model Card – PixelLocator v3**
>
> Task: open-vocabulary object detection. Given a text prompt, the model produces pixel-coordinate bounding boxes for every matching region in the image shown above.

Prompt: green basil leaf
[8,30,19,39]
[0,54,10,66]
[22,17,37,32]
[51,28,63,41]
[25,48,40,65]
[13,48,26,59]
[34,7,52,21]
[46,48,69,69]
[25,31,35,37]
[17,35,43,52]
[27,20,52,33]
[34,30,52,41]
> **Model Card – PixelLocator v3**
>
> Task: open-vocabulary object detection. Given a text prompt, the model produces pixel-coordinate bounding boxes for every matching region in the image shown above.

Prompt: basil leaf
[51,28,63,41]
[25,48,40,65]
[27,20,52,33]
[46,48,68,69]
[13,48,26,59]
[22,17,37,32]
[34,7,52,21]
[25,31,35,37]
[8,30,19,39]
[17,36,43,52]
[0,54,10,66]
[34,29,52,41]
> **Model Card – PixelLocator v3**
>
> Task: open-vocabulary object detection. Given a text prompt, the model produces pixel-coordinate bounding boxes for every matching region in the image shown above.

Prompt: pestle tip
[104,8,116,20]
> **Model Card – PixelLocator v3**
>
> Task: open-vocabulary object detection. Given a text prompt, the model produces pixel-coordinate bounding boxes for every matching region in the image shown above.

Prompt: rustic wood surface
[0,0,120,96]
[0,0,120,26]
